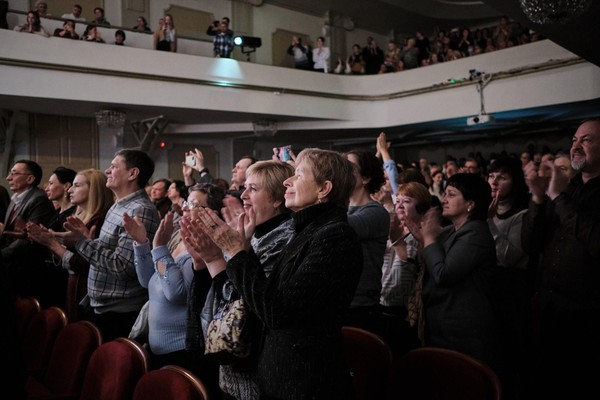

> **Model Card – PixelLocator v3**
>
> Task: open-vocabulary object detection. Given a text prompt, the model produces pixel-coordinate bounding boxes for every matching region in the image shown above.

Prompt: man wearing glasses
[1,159,55,301]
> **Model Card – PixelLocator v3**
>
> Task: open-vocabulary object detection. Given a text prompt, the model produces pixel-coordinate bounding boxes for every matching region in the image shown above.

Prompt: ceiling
[3,0,599,149]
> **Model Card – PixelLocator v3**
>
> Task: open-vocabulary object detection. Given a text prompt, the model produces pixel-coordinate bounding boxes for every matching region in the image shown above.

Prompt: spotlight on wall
[233,35,262,61]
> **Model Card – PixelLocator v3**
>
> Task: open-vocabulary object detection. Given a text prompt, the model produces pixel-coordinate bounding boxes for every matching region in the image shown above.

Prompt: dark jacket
[227,203,363,399]
[522,173,600,311]
[1,186,55,300]
[421,219,498,366]
[2,186,55,260]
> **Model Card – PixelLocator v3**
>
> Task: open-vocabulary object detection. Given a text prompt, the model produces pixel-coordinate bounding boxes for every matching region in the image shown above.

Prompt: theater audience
[287,35,311,70]
[167,179,187,221]
[334,44,365,75]
[132,16,151,33]
[13,10,49,37]
[361,37,383,74]
[54,19,79,39]
[91,7,110,26]
[124,183,222,393]
[1,160,55,303]
[183,161,295,399]
[81,24,105,43]
[150,178,172,219]
[61,4,85,22]
[553,152,575,180]
[312,36,330,73]
[344,150,389,333]
[185,148,362,399]
[487,157,531,399]
[113,29,126,45]
[34,1,49,18]
[381,182,431,357]
[27,169,114,321]
[32,167,77,309]
[212,20,234,58]
[54,149,160,342]
[521,118,600,398]
[415,173,499,366]
[154,14,176,52]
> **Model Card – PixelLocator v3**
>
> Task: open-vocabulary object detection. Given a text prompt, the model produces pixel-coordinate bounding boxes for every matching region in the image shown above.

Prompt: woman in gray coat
[417,173,499,367]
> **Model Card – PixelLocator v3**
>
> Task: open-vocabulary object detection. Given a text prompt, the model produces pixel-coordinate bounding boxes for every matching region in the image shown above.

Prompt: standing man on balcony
[213,20,234,58]
[61,4,85,22]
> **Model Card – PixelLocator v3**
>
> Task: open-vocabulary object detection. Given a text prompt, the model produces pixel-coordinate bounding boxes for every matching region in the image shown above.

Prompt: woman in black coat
[190,148,363,399]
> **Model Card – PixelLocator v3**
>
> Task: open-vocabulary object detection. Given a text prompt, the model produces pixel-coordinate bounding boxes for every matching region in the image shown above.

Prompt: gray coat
[421,219,499,366]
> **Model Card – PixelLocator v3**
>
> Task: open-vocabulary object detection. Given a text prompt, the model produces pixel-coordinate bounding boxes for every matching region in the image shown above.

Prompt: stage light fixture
[233,36,262,48]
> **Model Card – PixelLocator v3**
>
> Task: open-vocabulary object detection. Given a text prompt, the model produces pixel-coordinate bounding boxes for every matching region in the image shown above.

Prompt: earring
[317,197,322,204]
[467,207,472,213]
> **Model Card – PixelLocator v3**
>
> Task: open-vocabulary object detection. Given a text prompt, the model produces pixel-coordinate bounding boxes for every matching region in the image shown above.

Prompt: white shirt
[312,46,330,73]
[61,13,85,22]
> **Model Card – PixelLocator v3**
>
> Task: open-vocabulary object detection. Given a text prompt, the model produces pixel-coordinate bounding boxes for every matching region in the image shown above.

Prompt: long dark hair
[487,157,530,219]
[28,10,42,31]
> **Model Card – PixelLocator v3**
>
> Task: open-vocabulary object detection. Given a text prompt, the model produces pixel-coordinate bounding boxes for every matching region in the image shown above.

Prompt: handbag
[204,282,254,364]
[128,300,150,343]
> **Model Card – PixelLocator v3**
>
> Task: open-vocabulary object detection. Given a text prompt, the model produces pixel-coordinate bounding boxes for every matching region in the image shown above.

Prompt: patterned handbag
[204,283,253,364]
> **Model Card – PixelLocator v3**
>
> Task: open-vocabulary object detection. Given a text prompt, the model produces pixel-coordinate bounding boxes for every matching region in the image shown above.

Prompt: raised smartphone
[185,155,196,167]
[277,145,291,162]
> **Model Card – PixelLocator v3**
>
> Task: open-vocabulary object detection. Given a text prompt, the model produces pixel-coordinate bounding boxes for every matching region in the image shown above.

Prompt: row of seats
[336,326,501,400]
[16,297,500,400]
[16,297,211,400]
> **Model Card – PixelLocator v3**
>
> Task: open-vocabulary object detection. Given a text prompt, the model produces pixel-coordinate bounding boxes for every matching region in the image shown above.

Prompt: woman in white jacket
[312,36,330,73]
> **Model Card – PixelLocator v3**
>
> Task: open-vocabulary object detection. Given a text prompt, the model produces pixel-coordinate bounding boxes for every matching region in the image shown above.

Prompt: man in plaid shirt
[60,149,160,341]
[213,20,233,58]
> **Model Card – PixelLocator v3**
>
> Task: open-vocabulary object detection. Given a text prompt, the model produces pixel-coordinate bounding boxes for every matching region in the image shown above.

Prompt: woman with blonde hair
[74,168,115,225]
[154,14,177,52]
[185,160,295,399]
[27,169,114,321]
[183,148,362,399]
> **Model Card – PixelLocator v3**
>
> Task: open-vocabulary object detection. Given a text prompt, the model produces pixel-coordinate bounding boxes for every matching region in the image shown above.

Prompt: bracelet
[198,168,209,175]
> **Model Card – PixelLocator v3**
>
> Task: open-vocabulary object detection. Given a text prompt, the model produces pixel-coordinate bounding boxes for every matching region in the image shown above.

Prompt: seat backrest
[16,296,41,339]
[38,320,103,396]
[386,346,502,400]
[132,365,212,400]
[79,337,150,400]
[22,306,68,379]
[342,326,393,400]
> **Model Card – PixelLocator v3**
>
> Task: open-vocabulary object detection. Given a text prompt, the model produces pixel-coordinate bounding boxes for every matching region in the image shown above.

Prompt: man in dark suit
[1,159,55,302]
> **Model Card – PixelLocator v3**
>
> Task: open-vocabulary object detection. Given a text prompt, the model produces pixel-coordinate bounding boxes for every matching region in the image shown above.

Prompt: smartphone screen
[278,145,291,162]
[185,155,196,167]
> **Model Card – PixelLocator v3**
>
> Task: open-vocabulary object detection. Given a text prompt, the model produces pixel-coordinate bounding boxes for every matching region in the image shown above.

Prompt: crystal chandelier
[95,109,127,128]
[520,0,592,24]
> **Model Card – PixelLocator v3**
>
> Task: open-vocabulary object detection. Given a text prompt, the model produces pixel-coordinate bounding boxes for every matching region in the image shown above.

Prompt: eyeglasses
[182,200,202,210]
[7,171,32,177]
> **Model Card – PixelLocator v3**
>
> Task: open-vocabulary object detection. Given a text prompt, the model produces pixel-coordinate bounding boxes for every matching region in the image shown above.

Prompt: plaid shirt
[76,189,160,313]
[213,31,233,58]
